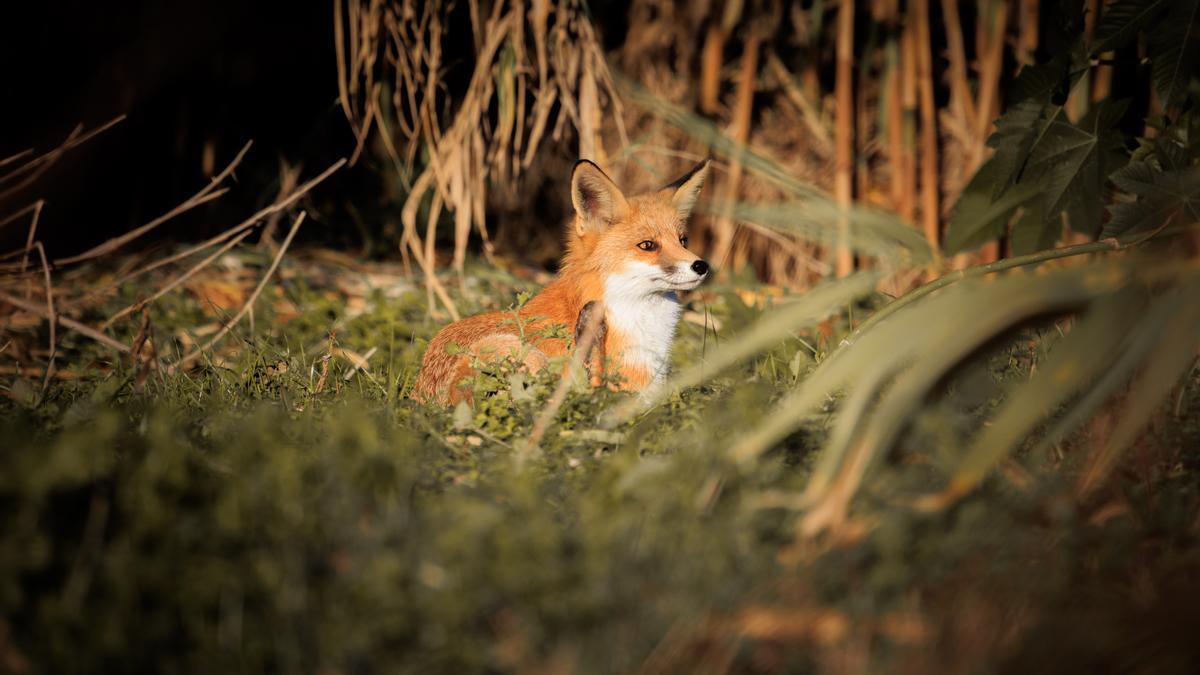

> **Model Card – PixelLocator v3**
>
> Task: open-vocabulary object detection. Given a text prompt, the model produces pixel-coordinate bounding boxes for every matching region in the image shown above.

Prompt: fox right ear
[571,160,629,234]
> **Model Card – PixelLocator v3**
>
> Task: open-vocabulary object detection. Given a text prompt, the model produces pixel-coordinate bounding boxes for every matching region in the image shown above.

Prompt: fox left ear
[663,158,711,220]
[571,160,630,234]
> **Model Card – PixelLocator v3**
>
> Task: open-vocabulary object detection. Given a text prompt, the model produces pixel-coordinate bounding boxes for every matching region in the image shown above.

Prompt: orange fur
[412,159,710,405]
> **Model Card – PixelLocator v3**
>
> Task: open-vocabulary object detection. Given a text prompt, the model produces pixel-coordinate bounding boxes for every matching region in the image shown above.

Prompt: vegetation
[2,0,1199,673]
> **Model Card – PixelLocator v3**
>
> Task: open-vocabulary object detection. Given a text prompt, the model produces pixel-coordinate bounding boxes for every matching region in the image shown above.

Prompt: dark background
[2,0,357,258]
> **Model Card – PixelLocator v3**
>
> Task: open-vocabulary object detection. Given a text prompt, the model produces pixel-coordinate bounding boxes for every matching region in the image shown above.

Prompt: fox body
[412,158,711,405]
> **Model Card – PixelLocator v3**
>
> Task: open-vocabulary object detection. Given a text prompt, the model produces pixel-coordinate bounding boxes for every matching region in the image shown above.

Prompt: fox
[411,157,712,406]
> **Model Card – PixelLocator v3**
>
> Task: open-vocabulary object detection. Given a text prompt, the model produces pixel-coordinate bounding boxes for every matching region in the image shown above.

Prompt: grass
[3,248,1199,673]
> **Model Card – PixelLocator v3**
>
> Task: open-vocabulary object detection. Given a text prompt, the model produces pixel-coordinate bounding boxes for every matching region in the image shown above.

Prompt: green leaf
[1009,197,1052,255]
[1092,0,1170,54]
[1104,165,1200,238]
[1025,102,1129,238]
[1147,0,1200,111]
[945,166,1040,254]
[947,102,1130,254]
[451,401,473,429]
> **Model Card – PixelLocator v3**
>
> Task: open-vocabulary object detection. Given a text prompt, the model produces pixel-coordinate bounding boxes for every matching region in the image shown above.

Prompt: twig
[33,242,57,395]
[766,53,831,151]
[102,228,254,328]
[0,116,125,199]
[53,141,253,266]
[0,148,33,168]
[0,290,130,354]
[68,158,345,306]
[172,212,306,370]
[518,304,606,464]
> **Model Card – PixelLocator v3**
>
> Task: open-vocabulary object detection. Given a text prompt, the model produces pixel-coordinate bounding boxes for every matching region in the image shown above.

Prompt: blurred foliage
[2,249,1200,673]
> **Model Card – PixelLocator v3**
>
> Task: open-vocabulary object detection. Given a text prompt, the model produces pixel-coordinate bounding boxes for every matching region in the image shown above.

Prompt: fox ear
[571,160,629,233]
[663,158,711,220]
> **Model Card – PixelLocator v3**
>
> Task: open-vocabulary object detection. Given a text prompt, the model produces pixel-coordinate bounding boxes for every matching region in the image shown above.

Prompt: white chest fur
[603,268,683,388]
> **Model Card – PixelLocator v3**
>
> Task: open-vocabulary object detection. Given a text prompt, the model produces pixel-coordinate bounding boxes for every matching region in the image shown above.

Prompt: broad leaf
[1023,102,1129,241]
[1103,165,1200,238]
[947,102,1130,254]
[1147,0,1200,111]
[1092,0,1170,54]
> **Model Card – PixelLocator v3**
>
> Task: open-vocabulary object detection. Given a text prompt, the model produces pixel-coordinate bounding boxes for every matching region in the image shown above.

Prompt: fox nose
[691,259,710,276]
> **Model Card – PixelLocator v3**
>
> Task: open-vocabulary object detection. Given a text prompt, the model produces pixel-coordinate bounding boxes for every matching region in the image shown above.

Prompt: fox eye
[636,240,658,252]
[679,235,689,247]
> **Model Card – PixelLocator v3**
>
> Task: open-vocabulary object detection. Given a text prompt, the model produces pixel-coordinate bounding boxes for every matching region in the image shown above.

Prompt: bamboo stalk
[1067,0,1100,121]
[899,15,918,225]
[939,0,978,126]
[974,0,1009,264]
[700,24,726,115]
[709,33,761,272]
[886,40,904,216]
[913,0,942,267]
[834,0,855,278]
[1092,0,1113,102]
[1017,0,1039,66]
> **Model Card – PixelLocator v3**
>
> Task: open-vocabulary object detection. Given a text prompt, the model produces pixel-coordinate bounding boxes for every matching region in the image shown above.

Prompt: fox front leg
[575,300,607,387]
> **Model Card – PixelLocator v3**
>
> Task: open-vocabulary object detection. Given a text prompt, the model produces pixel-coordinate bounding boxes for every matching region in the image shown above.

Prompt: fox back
[412,158,711,405]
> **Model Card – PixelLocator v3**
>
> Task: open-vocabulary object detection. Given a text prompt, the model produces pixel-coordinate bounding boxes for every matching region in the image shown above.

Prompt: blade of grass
[603,271,882,428]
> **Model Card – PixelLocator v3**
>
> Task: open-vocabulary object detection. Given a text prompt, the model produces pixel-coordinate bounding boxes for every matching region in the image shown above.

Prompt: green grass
[3,252,1199,674]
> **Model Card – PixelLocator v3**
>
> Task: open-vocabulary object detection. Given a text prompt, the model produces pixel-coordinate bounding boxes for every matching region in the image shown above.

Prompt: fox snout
[660,257,709,290]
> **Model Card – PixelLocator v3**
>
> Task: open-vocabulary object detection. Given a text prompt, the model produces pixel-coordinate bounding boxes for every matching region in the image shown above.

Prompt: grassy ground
[2,249,1199,674]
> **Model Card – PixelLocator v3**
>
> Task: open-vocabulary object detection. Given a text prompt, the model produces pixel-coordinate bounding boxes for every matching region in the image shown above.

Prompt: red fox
[411,158,712,406]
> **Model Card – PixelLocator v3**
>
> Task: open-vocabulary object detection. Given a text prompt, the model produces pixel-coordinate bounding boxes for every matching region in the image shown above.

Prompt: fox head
[563,159,711,294]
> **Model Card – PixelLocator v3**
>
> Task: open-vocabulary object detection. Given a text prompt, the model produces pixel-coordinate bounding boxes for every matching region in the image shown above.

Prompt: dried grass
[336,0,625,294]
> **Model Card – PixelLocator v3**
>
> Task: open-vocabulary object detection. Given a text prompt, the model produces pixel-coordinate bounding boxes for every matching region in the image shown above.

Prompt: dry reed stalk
[973,1,1009,264]
[767,54,832,153]
[1091,0,1113,102]
[173,212,306,371]
[885,40,905,218]
[834,0,856,278]
[709,33,762,272]
[103,228,255,328]
[0,199,41,231]
[66,158,345,309]
[1067,0,1100,121]
[0,149,34,169]
[0,290,131,354]
[33,242,56,393]
[16,201,45,280]
[973,1,1008,141]
[1017,0,1039,66]
[700,24,726,115]
[400,168,460,321]
[913,0,942,268]
[939,0,978,128]
[899,16,918,225]
[0,116,125,202]
[259,159,302,247]
[53,141,252,266]
[344,0,625,287]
